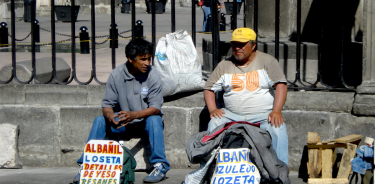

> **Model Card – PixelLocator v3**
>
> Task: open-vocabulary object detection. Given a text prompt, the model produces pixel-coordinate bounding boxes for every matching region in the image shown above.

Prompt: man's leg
[143,115,170,182]
[202,6,211,32]
[260,121,289,165]
[207,116,233,132]
[144,115,170,170]
[207,109,245,132]
[73,115,126,183]
[77,115,126,164]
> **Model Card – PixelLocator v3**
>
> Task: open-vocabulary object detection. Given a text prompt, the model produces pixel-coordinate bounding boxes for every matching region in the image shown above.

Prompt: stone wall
[0,84,374,172]
[0,0,24,22]
[244,0,363,42]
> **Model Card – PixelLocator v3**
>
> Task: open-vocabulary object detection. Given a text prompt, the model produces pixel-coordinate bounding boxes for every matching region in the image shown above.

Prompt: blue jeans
[202,6,211,32]
[207,109,289,165]
[77,115,170,171]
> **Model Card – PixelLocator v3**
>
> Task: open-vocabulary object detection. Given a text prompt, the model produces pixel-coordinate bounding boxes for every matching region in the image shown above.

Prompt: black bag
[204,132,250,183]
[204,132,283,184]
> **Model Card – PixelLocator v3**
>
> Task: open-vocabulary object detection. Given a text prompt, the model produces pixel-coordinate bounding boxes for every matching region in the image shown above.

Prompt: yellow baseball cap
[230,28,257,42]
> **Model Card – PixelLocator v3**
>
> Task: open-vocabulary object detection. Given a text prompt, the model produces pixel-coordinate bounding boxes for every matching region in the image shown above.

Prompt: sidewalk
[0,6,241,85]
[0,167,307,184]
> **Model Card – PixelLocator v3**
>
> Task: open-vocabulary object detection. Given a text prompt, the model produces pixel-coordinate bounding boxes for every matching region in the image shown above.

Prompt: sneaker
[143,163,167,183]
[72,164,83,184]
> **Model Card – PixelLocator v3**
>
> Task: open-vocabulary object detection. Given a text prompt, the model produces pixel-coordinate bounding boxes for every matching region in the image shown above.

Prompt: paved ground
[0,167,307,184]
[0,6,242,85]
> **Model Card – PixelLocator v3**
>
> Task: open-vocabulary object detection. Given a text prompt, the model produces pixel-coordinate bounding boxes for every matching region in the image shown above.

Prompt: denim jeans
[207,109,289,165]
[202,6,211,32]
[77,115,170,171]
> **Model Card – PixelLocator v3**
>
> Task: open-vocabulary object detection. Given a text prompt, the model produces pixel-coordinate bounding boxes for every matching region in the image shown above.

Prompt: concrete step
[202,52,318,84]
[279,58,318,84]
[202,33,318,59]
[0,42,112,53]
[202,33,319,73]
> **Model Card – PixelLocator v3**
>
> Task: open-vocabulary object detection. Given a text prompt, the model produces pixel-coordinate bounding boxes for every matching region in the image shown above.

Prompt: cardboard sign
[211,148,261,184]
[80,140,123,184]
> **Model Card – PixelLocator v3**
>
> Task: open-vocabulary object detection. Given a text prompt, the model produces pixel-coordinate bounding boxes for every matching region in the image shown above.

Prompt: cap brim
[229,38,254,42]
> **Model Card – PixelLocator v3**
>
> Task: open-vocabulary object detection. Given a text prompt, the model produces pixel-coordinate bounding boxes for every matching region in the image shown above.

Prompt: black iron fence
[0,0,362,90]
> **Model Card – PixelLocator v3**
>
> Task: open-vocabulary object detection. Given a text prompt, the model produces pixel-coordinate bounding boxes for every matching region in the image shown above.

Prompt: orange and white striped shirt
[204,51,286,116]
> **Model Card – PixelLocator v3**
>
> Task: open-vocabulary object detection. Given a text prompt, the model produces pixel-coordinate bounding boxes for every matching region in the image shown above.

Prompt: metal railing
[0,0,362,91]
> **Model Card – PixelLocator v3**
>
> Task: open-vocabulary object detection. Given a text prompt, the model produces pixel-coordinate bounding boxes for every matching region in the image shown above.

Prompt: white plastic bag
[154,29,206,96]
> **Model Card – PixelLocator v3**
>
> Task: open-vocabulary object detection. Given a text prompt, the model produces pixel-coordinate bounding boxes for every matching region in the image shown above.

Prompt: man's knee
[145,115,163,128]
[92,115,106,127]
[261,122,287,133]
[207,117,226,132]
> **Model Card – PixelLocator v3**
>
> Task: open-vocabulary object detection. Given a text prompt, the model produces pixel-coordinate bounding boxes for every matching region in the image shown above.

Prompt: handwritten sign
[211,148,261,184]
[80,140,123,184]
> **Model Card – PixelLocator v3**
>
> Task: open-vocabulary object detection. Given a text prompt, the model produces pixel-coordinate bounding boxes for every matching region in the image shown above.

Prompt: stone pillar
[244,0,314,40]
[353,0,375,116]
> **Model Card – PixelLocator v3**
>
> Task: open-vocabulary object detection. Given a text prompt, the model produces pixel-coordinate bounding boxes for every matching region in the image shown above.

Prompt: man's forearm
[132,107,160,119]
[102,107,115,119]
[204,90,217,113]
[273,83,287,112]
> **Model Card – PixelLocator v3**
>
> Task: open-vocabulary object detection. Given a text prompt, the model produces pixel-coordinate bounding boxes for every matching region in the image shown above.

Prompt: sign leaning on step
[211,148,261,184]
[80,140,124,184]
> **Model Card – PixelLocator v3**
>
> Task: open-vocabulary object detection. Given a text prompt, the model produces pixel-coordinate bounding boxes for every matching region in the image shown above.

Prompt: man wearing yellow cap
[204,27,289,165]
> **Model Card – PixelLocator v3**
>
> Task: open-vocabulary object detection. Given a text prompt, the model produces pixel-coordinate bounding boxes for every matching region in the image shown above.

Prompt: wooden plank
[317,136,322,176]
[308,178,349,184]
[322,148,333,178]
[307,143,347,149]
[308,132,320,144]
[323,140,335,144]
[332,148,338,177]
[335,134,363,144]
[308,148,319,178]
[337,143,358,178]
[332,148,337,165]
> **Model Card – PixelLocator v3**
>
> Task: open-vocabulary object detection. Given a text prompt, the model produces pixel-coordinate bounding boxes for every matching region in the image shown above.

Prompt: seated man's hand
[268,111,284,128]
[117,111,138,127]
[209,108,225,119]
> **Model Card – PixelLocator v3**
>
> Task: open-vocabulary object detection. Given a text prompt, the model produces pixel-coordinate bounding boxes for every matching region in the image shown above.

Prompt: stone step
[0,57,71,84]
[202,33,318,60]
[203,50,318,83]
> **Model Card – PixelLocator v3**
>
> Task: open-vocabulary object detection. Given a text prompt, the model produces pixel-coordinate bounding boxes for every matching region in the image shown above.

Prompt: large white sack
[154,29,206,96]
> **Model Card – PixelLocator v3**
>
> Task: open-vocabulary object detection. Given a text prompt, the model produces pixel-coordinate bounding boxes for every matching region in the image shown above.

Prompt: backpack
[120,145,137,184]
[204,132,250,183]
[204,132,283,184]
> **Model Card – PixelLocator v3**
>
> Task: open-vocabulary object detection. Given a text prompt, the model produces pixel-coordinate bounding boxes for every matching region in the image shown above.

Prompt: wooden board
[322,140,336,144]
[322,148,333,178]
[308,178,349,184]
[308,148,319,178]
[308,132,320,144]
[334,134,363,144]
[332,148,337,166]
[337,143,357,178]
[307,143,347,149]
[317,136,322,176]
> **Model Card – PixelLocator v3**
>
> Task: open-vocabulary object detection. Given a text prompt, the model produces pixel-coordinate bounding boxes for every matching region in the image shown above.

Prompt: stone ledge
[0,124,22,169]
[285,91,355,113]
[353,94,375,116]
[0,85,374,171]
[25,92,88,105]
[0,57,71,84]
